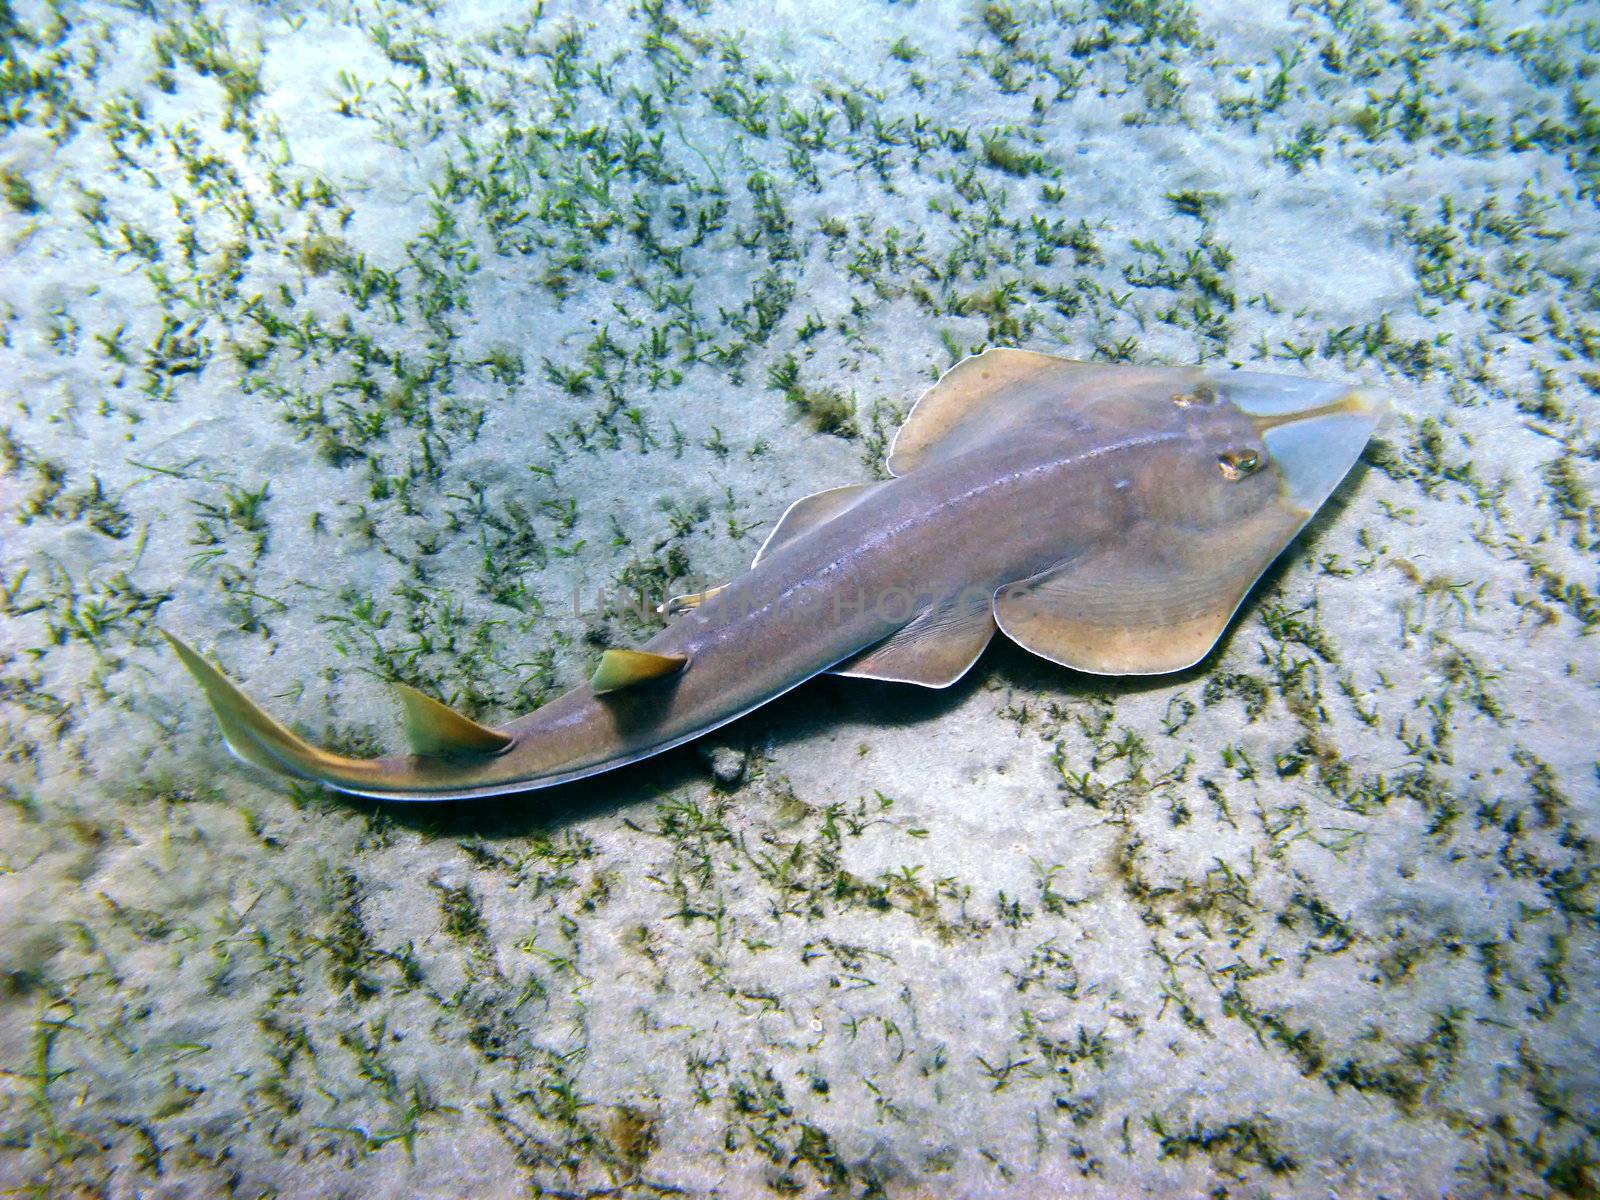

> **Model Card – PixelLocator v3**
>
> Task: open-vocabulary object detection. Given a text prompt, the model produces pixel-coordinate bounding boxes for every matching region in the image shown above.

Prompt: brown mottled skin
[169,354,1381,801]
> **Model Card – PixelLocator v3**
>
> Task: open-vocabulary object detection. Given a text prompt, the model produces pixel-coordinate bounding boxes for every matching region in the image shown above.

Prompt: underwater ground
[1,0,1596,1195]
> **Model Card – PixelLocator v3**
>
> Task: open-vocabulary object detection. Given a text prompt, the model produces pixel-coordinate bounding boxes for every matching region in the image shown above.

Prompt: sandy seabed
[1,0,1596,1196]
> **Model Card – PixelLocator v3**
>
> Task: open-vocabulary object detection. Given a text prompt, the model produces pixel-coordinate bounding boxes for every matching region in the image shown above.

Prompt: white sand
[1,0,1596,1195]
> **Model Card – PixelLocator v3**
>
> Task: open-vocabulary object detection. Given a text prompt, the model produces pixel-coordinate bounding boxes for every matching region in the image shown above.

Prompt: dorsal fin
[394,683,513,757]
[889,349,1153,476]
[752,482,880,568]
[591,648,688,694]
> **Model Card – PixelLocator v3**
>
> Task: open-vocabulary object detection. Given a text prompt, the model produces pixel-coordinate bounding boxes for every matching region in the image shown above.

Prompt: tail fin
[163,631,383,785]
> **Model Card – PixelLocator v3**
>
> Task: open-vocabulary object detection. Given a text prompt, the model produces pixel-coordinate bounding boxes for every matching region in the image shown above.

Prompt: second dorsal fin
[394,684,513,757]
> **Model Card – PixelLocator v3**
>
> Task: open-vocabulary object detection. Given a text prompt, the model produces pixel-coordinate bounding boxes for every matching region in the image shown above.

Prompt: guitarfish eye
[1217,448,1262,480]
[1172,384,1219,408]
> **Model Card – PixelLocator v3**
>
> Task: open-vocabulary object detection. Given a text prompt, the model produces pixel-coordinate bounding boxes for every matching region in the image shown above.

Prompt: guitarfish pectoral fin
[888,348,1127,477]
[590,648,689,695]
[993,504,1307,675]
[993,371,1383,676]
[393,683,512,757]
[830,590,997,688]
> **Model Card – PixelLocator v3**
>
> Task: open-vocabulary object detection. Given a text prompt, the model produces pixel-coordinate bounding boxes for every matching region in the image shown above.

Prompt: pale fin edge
[991,506,1307,676]
[887,348,1092,477]
[753,482,880,568]
[829,593,997,688]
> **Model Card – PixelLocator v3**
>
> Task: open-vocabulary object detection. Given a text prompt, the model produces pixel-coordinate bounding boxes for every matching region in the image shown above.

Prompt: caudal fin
[164,631,524,801]
[163,630,370,782]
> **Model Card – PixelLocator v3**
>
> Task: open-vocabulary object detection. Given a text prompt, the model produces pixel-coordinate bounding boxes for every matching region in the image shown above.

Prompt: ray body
[168,351,1384,801]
